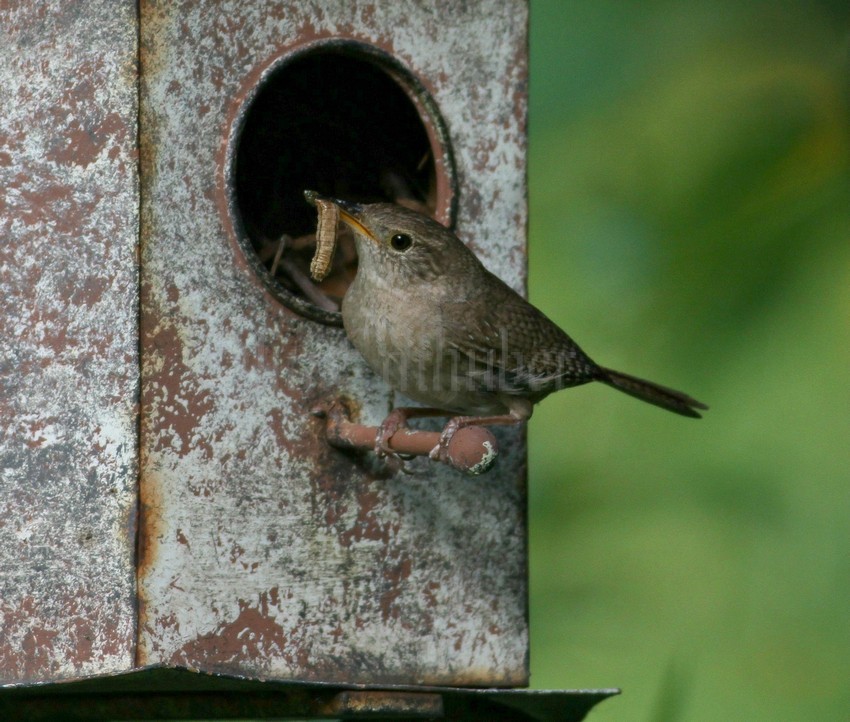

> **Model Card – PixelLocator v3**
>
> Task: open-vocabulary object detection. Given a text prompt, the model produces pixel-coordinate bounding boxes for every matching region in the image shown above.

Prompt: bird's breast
[341,276,502,413]
[343,281,441,374]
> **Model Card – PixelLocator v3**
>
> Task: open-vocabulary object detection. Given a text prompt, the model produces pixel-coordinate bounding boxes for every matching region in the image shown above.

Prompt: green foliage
[528,1,850,720]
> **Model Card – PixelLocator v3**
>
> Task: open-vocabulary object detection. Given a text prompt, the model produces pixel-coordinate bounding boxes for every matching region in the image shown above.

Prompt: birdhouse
[1,1,614,718]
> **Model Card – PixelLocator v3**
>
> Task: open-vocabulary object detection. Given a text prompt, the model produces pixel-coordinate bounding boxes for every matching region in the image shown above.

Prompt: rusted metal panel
[0,3,139,684]
[139,0,529,686]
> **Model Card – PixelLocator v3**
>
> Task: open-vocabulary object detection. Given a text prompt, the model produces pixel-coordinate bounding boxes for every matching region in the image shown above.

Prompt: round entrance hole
[228,42,457,326]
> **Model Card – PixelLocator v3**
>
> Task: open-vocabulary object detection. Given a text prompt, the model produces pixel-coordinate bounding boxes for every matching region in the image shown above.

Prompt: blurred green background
[527,1,850,720]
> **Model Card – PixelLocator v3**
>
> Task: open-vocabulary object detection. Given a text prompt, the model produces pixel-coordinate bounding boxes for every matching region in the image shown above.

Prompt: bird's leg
[375,407,454,457]
[429,411,527,463]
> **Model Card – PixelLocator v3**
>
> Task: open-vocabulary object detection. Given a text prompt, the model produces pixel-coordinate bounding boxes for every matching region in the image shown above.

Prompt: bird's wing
[440,275,598,397]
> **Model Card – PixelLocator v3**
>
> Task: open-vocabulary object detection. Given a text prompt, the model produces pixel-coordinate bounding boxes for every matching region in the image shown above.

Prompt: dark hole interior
[233,49,440,322]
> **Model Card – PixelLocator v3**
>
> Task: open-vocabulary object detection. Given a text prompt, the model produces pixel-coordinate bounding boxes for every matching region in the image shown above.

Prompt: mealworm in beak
[310,199,339,281]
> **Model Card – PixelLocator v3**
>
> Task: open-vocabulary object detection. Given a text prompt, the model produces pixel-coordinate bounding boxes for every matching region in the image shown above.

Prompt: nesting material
[310,199,339,281]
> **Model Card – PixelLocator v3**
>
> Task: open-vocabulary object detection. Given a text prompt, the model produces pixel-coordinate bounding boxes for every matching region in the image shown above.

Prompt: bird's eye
[390,233,413,252]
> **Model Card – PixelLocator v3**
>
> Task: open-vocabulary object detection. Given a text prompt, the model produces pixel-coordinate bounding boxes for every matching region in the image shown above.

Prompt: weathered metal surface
[0,668,618,720]
[139,0,529,686]
[0,3,139,684]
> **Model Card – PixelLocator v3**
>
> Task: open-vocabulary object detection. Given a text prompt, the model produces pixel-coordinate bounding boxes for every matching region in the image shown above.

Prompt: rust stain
[46,109,130,169]
[141,317,216,459]
[379,556,414,624]
[136,461,164,657]
[170,589,310,674]
[0,590,122,681]
[321,690,443,716]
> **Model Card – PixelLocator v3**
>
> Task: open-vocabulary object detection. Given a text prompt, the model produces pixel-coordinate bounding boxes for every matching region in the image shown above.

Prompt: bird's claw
[374,408,410,458]
[374,409,420,474]
[428,418,461,463]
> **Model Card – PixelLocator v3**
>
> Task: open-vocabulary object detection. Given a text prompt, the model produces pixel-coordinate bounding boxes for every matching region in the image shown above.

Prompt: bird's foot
[374,408,411,457]
[429,411,527,464]
[376,410,420,475]
[429,417,464,464]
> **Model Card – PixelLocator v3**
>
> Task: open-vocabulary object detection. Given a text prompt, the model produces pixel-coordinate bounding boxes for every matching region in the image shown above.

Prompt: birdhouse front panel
[142,0,529,686]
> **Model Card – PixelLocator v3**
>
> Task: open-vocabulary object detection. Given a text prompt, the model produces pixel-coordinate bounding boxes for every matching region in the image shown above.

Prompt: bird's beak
[303,190,377,243]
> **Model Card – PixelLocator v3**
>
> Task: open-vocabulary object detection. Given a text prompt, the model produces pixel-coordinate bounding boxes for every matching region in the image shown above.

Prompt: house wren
[306,192,707,463]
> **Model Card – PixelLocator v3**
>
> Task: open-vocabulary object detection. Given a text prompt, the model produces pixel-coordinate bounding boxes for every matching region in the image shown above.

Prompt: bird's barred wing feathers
[440,288,598,396]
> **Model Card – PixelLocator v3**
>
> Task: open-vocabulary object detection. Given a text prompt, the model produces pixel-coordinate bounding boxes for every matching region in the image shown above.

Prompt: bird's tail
[598,367,708,418]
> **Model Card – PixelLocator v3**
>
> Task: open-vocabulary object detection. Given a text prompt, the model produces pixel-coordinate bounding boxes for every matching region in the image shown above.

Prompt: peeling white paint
[470,439,499,475]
